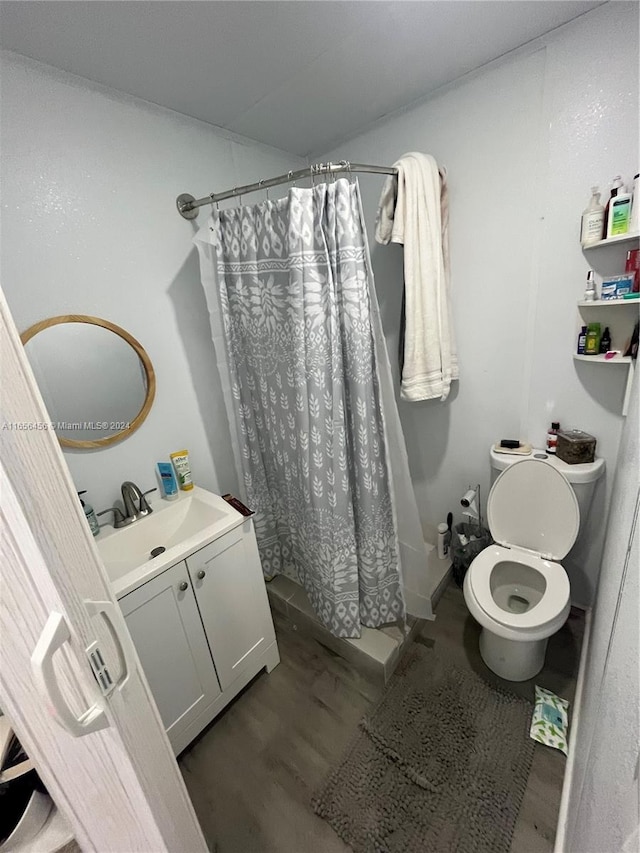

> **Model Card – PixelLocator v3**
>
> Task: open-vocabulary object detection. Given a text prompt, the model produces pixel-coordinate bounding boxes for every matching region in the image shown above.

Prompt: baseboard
[552,606,592,853]
[429,562,452,611]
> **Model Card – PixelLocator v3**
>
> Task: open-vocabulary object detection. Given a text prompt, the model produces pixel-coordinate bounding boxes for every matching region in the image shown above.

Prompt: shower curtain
[194,178,432,638]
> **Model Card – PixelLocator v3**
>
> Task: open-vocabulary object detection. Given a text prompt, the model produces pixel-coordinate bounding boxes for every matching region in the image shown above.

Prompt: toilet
[463,449,604,681]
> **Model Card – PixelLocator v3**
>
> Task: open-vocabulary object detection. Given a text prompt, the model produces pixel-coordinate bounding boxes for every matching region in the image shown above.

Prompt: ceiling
[0,1,604,158]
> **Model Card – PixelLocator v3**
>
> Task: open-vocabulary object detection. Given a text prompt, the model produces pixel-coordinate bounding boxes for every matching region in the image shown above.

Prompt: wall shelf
[583,232,640,250]
[577,299,640,308]
[573,353,631,364]
[574,298,637,416]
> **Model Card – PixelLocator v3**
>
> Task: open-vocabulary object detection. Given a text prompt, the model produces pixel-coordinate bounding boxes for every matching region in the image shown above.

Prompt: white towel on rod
[375,152,458,402]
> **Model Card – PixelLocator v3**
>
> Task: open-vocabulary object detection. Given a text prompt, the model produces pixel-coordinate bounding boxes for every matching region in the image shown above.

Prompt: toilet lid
[488,459,579,560]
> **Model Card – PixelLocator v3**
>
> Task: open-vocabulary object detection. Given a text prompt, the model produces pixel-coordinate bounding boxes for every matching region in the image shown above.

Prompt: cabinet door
[186,521,276,690]
[119,561,221,750]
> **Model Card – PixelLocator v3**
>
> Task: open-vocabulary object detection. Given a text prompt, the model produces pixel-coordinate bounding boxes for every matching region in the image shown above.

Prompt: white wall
[562,372,638,852]
[320,2,639,605]
[0,52,304,514]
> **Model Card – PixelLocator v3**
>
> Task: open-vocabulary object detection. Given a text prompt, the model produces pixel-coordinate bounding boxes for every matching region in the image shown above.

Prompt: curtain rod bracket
[176,193,198,220]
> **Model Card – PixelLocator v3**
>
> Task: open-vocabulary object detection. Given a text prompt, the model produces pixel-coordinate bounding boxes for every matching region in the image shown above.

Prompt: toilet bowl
[463,458,579,681]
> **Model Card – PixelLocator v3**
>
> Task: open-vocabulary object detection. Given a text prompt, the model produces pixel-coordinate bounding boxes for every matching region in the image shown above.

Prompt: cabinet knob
[178,581,188,592]
[196,570,206,580]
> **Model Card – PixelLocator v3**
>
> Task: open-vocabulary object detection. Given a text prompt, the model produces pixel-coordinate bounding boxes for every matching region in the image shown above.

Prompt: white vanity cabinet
[119,560,222,747]
[118,518,279,755]
[186,523,276,690]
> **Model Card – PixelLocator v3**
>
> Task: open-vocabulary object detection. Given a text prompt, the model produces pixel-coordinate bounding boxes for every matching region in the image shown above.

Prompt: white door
[0,288,208,853]
[187,522,276,690]
[119,561,221,750]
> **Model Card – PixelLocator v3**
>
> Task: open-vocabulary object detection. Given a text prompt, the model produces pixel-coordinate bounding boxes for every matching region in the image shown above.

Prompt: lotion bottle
[603,175,624,237]
[607,186,632,238]
[580,187,605,246]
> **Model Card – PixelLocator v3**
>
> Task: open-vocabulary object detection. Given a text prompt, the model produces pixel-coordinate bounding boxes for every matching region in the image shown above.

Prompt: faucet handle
[139,488,157,513]
[96,506,126,525]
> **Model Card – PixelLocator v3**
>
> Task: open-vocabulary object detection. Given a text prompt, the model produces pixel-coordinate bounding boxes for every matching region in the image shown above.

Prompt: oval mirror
[21,315,156,449]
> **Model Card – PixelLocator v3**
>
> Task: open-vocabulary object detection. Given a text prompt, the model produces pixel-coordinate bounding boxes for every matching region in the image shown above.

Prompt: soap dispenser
[78,490,100,537]
[580,187,605,246]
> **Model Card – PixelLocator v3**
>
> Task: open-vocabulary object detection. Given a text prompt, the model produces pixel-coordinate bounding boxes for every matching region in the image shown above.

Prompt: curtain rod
[175,160,397,219]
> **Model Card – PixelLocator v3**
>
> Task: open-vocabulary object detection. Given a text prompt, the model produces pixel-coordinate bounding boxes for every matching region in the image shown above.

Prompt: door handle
[196,570,205,580]
[84,600,138,693]
[31,612,109,738]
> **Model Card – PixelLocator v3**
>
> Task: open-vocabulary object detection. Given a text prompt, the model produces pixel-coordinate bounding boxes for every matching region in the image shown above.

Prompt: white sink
[96,486,245,598]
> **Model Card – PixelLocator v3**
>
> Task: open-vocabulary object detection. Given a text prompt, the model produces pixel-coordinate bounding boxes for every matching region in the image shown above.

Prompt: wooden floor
[180,583,585,853]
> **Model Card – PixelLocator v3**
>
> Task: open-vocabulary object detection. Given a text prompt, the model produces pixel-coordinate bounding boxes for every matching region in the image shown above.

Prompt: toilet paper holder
[460,484,483,531]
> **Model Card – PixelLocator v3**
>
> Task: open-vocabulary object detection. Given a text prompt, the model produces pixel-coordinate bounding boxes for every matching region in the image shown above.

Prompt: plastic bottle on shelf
[580,187,605,246]
[577,325,587,354]
[583,269,597,302]
[603,175,624,237]
[607,185,633,238]
[631,173,639,234]
[599,326,611,354]
[546,422,560,455]
[584,322,601,355]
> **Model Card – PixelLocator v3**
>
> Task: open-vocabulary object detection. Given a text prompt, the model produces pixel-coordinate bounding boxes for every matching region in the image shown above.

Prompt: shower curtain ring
[288,170,296,188]
[210,193,219,211]
[346,160,354,184]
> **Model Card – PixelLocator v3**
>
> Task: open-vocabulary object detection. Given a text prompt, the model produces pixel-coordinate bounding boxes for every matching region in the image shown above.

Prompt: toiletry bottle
[599,326,611,354]
[437,522,449,560]
[584,322,601,355]
[157,461,179,500]
[546,422,560,455]
[78,490,100,536]
[603,175,624,237]
[583,269,597,302]
[607,185,632,238]
[625,248,640,293]
[580,187,605,246]
[630,173,639,234]
[171,449,193,491]
[577,325,587,354]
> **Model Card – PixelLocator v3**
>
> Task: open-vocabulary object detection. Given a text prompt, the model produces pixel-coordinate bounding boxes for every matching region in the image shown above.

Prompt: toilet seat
[468,545,570,632]
[487,459,579,560]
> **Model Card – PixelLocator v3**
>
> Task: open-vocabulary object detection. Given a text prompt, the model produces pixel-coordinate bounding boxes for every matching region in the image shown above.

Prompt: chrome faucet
[97,481,157,529]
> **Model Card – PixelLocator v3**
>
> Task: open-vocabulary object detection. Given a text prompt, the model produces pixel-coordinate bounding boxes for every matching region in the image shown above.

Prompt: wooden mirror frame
[20,315,156,450]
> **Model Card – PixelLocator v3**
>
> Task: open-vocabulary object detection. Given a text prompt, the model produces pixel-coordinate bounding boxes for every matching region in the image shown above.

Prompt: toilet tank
[489,447,605,536]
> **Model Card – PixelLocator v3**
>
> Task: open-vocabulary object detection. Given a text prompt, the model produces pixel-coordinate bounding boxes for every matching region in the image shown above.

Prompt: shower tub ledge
[266,575,424,683]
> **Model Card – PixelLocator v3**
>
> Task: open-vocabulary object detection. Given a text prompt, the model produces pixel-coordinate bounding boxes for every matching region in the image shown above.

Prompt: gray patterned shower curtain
[195,179,406,638]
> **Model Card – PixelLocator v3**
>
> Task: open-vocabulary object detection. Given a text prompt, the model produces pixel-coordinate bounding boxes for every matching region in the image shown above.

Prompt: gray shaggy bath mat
[313,643,535,853]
